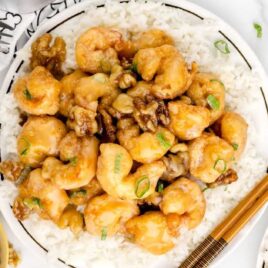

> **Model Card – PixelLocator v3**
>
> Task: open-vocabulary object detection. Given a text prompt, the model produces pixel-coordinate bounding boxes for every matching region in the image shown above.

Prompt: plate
[0,0,268,267]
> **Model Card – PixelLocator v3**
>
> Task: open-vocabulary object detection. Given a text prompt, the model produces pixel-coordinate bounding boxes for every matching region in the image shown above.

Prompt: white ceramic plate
[1,0,268,267]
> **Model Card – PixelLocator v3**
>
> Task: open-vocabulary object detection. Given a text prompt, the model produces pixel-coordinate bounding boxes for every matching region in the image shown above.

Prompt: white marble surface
[0,0,268,267]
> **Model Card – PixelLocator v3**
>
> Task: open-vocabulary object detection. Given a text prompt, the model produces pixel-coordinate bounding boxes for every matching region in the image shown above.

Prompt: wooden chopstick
[179,175,268,268]
[194,190,268,268]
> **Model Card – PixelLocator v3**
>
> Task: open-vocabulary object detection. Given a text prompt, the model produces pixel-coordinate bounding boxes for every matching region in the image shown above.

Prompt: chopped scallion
[20,137,31,156]
[157,182,164,193]
[114,153,122,174]
[23,88,32,100]
[253,23,262,38]
[232,143,239,151]
[135,175,150,198]
[69,189,87,198]
[23,197,42,209]
[210,79,225,87]
[101,227,107,240]
[69,156,78,166]
[156,132,171,149]
[207,94,220,110]
[214,40,230,54]
[130,62,138,73]
[213,159,227,174]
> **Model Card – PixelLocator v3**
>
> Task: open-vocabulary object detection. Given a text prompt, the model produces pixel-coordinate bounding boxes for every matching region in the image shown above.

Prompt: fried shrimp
[19,168,69,221]
[160,178,206,233]
[214,112,248,159]
[125,211,174,255]
[187,73,225,123]
[97,143,166,199]
[42,132,99,190]
[59,69,87,117]
[168,101,210,140]
[76,26,122,73]
[133,45,194,99]
[13,66,61,115]
[189,134,235,183]
[17,116,67,167]
[84,194,139,237]
[118,125,175,163]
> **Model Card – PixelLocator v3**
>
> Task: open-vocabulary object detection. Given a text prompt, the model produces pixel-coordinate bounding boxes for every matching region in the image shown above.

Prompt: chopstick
[179,175,268,268]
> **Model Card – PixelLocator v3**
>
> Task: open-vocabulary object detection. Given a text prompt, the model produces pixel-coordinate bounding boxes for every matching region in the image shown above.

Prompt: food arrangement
[0,26,249,255]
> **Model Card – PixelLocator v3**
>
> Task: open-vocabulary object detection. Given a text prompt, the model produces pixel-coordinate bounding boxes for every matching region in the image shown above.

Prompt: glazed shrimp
[117,124,175,163]
[59,69,87,117]
[187,73,225,124]
[133,45,195,99]
[125,211,174,255]
[42,131,99,190]
[97,143,166,199]
[17,116,67,167]
[160,177,206,234]
[189,133,235,183]
[76,26,122,73]
[168,100,210,140]
[74,73,114,109]
[19,168,69,222]
[84,194,139,237]
[214,112,248,159]
[13,66,61,115]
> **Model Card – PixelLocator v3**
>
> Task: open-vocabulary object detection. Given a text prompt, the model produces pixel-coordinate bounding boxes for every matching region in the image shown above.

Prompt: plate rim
[1,0,268,267]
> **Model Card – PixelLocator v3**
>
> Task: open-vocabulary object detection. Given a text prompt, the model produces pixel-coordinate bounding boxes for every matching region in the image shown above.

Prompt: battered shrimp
[17,116,67,167]
[116,29,174,58]
[187,73,225,123]
[19,168,69,221]
[118,126,175,163]
[59,69,87,117]
[76,27,122,73]
[215,112,248,159]
[84,194,139,237]
[125,211,174,255]
[168,101,210,140]
[160,178,206,233]
[42,132,99,190]
[13,66,61,115]
[74,73,113,109]
[133,45,193,99]
[189,134,235,183]
[97,143,166,199]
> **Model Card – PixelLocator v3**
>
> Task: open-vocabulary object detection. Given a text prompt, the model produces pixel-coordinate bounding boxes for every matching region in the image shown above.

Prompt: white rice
[0,1,267,268]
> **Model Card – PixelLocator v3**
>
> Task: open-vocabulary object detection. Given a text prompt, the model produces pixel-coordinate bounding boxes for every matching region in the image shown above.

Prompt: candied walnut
[180,95,192,105]
[8,243,20,267]
[208,169,238,188]
[162,152,189,181]
[0,161,24,182]
[12,197,30,221]
[98,106,117,142]
[67,105,98,136]
[133,95,170,132]
[170,143,188,154]
[112,93,134,114]
[30,33,66,79]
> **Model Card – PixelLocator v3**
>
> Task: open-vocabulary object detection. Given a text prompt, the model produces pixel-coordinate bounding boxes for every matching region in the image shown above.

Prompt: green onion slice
[23,88,32,100]
[202,187,209,192]
[213,159,227,173]
[156,132,171,149]
[214,40,230,54]
[135,175,150,198]
[69,189,87,198]
[157,182,164,193]
[20,137,31,156]
[114,153,122,174]
[130,62,138,73]
[232,143,239,151]
[253,23,262,38]
[207,94,220,110]
[101,227,107,240]
[23,197,42,209]
[69,156,78,166]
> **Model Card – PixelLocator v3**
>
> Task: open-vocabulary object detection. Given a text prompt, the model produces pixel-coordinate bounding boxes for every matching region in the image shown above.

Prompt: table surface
[1,0,268,267]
